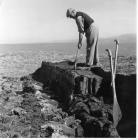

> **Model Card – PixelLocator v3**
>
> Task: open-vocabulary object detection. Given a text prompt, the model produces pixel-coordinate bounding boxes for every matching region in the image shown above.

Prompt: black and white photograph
[0,0,136,138]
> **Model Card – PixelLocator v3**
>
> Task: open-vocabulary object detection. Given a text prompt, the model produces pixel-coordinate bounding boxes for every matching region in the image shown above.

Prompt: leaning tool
[106,40,122,127]
[114,39,119,75]
[74,47,79,70]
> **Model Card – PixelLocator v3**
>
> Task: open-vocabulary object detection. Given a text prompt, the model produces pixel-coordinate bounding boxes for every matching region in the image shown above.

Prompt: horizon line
[0,33,136,45]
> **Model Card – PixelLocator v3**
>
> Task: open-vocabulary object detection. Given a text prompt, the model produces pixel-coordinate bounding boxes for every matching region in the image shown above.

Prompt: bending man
[66,8,99,66]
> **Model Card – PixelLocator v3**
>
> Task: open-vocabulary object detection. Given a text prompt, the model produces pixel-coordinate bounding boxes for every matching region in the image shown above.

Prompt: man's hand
[78,42,82,49]
[78,32,83,49]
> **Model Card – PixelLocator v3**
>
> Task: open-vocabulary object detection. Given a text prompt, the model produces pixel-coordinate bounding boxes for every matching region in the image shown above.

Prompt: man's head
[66,8,77,18]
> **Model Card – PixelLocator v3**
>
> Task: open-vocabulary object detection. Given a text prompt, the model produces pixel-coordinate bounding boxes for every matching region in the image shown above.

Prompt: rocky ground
[0,76,83,138]
[0,75,119,138]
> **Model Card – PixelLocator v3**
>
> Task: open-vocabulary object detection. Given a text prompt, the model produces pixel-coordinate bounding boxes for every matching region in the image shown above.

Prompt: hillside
[98,34,136,56]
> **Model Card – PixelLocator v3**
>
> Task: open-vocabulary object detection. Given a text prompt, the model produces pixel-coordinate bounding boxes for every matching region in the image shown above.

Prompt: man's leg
[88,24,99,66]
[93,36,99,65]
[86,45,90,65]
[88,38,95,65]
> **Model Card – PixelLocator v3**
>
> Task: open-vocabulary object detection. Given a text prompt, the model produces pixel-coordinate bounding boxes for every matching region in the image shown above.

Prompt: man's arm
[76,16,84,49]
[78,32,83,49]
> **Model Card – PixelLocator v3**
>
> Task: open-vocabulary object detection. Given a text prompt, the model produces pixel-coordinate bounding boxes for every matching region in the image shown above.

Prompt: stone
[40,126,54,137]
[33,84,43,91]
[61,125,75,137]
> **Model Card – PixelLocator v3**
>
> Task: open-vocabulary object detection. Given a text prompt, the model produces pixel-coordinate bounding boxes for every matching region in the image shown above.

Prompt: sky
[0,0,136,43]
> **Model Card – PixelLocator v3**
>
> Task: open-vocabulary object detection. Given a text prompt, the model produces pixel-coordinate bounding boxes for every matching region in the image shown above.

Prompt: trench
[32,61,136,137]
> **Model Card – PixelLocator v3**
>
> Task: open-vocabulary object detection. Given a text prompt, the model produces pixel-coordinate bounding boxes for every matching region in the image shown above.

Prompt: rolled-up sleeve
[76,16,84,33]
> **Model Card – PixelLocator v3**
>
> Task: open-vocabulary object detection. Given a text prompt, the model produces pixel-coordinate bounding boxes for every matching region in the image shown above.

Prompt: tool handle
[114,39,119,76]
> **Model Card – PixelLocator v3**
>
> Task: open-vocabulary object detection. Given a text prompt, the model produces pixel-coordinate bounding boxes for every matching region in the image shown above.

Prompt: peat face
[32,61,136,137]
[32,61,74,110]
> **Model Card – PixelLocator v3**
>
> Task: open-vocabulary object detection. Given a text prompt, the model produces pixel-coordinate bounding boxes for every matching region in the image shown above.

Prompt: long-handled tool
[114,40,119,75]
[74,47,79,70]
[106,40,122,127]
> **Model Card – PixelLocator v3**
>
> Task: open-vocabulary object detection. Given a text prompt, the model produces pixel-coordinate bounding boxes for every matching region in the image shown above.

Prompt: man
[66,8,99,66]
